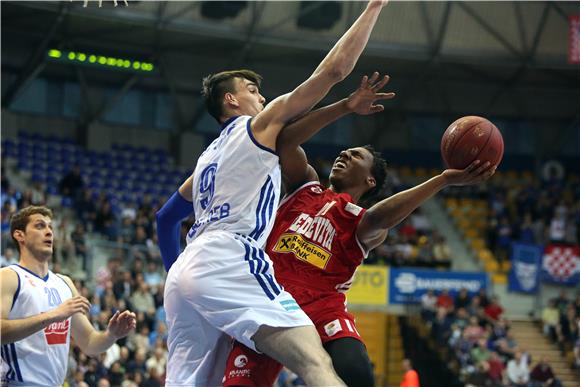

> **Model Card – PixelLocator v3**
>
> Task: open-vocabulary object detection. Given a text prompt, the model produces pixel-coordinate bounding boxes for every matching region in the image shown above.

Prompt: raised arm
[277,73,394,191]
[357,161,496,251]
[156,175,194,272]
[1,268,90,344]
[251,0,388,150]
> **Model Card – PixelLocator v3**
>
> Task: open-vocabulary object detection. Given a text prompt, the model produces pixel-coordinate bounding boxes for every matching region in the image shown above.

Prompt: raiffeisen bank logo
[394,273,417,294]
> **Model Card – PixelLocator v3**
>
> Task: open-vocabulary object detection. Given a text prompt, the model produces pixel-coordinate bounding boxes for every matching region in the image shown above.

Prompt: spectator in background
[400,358,419,387]
[0,247,17,267]
[143,260,162,290]
[71,223,88,268]
[75,189,97,228]
[517,213,536,244]
[549,212,566,244]
[495,216,512,264]
[464,316,486,344]
[432,234,451,265]
[507,350,530,387]
[454,288,471,310]
[530,357,562,387]
[542,300,560,342]
[420,289,437,322]
[94,200,118,240]
[437,289,454,312]
[410,208,431,235]
[145,347,167,381]
[486,351,505,387]
[484,295,504,322]
[59,166,84,200]
[130,282,156,315]
[554,290,569,313]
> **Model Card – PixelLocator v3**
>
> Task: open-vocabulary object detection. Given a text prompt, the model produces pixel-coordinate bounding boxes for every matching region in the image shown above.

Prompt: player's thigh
[252,325,333,372]
[223,341,283,387]
[323,337,375,387]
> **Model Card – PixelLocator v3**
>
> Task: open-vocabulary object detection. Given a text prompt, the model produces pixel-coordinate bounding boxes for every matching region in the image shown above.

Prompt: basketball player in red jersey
[223,74,497,386]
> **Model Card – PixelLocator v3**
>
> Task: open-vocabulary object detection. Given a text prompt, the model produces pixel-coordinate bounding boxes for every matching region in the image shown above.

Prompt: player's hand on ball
[346,72,395,116]
[107,310,137,339]
[442,160,496,186]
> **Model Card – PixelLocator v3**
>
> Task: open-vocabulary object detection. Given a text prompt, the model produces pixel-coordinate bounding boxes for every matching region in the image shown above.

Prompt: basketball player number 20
[45,287,63,307]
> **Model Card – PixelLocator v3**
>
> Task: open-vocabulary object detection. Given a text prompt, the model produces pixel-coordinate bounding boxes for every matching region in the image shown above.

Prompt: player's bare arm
[251,0,388,150]
[59,274,136,355]
[278,73,394,191]
[0,268,91,344]
[357,160,496,251]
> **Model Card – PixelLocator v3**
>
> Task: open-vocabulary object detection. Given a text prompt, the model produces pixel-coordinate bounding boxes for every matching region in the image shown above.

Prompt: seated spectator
[470,338,491,372]
[541,300,560,342]
[432,234,452,267]
[59,166,84,199]
[145,347,167,382]
[130,282,156,315]
[410,208,431,234]
[556,304,578,351]
[464,316,486,344]
[420,289,437,322]
[144,260,162,290]
[125,348,148,376]
[454,288,471,310]
[484,295,504,322]
[530,357,562,387]
[507,350,530,387]
[0,247,17,267]
[437,289,454,311]
[554,290,569,314]
[486,351,506,387]
[454,307,470,330]
[495,330,519,359]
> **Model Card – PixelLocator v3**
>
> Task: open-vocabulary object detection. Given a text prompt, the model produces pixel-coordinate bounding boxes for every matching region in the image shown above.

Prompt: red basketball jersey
[266,181,368,296]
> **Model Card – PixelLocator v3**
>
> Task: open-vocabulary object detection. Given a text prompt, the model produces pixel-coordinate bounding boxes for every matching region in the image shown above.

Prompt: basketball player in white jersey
[0,206,137,386]
[157,1,389,385]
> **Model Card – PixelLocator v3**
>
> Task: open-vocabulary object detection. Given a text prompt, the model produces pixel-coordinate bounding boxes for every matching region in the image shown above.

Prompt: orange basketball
[440,116,504,170]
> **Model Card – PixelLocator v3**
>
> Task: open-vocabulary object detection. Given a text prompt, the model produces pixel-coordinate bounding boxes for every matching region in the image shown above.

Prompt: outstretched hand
[106,310,137,340]
[346,72,395,116]
[442,160,496,186]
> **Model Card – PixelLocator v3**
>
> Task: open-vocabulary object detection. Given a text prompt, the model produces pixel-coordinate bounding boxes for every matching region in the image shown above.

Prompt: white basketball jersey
[186,115,281,247]
[1,265,73,386]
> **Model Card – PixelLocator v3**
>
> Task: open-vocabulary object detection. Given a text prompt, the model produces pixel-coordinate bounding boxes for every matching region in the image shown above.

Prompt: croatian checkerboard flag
[541,245,580,285]
[570,16,580,64]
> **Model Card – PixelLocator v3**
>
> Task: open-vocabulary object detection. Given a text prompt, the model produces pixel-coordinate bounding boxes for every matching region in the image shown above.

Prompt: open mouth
[333,160,347,170]
[44,241,53,247]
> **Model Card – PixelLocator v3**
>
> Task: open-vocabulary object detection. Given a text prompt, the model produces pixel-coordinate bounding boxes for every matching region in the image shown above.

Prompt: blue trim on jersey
[10,343,22,382]
[10,267,20,311]
[221,115,239,131]
[249,176,275,241]
[245,117,277,155]
[16,264,49,282]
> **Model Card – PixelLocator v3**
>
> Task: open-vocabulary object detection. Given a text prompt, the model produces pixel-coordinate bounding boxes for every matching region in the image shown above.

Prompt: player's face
[329,147,375,192]
[20,214,54,260]
[231,78,266,116]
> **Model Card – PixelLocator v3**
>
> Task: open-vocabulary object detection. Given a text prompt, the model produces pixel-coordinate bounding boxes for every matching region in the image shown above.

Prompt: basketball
[440,116,504,170]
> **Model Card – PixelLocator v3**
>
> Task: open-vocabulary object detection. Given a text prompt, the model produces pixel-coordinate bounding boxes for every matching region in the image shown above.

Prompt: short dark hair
[360,144,387,203]
[202,69,263,122]
[10,206,53,253]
